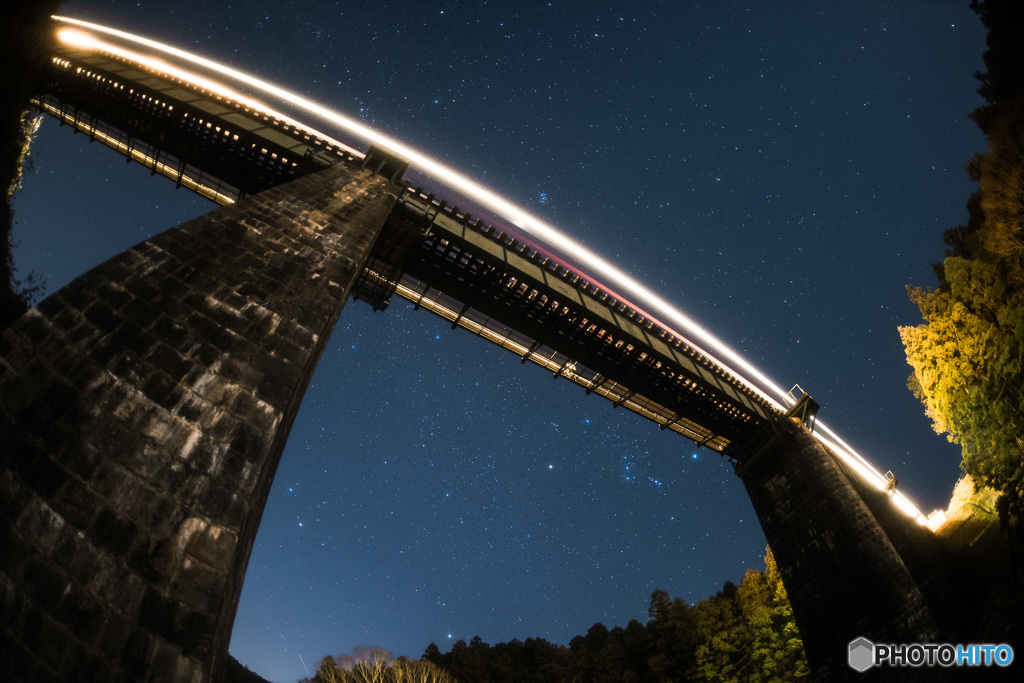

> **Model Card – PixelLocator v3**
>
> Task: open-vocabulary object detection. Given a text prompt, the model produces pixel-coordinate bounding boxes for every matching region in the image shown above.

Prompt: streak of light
[52,15,784,411]
[55,26,362,159]
[51,16,930,524]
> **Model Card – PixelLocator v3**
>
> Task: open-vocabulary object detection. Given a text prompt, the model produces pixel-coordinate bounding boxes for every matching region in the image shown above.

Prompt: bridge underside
[355,192,774,451]
[37,40,777,453]
[7,30,968,683]
[37,44,362,204]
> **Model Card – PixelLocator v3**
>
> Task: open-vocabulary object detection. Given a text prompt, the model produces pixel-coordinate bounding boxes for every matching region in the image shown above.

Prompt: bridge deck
[37,34,779,453]
[36,44,362,203]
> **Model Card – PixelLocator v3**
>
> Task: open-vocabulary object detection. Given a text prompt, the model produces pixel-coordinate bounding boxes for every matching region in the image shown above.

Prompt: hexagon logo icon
[848,637,875,672]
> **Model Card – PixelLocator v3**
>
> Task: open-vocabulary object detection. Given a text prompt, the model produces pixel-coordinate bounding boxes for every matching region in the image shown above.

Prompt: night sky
[12,1,987,681]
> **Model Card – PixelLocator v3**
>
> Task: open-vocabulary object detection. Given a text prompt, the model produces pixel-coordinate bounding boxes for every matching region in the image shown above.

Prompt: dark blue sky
[13,2,986,681]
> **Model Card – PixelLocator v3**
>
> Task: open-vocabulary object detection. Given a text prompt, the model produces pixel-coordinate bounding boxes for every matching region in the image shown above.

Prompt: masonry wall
[0,162,399,682]
[843,463,962,640]
[736,420,939,680]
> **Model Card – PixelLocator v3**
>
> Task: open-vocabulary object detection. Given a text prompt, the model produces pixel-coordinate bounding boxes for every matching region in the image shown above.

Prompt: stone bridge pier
[0,162,399,682]
[735,412,954,680]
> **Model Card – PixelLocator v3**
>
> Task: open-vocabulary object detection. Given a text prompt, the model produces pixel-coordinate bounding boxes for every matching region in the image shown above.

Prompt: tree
[312,648,454,683]
[645,589,698,679]
[901,256,1024,538]
[419,548,805,682]
[689,551,807,682]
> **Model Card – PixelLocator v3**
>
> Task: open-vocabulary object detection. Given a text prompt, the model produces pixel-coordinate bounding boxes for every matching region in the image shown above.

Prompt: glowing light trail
[55,26,362,161]
[53,15,784,411]
[51,16,930,524]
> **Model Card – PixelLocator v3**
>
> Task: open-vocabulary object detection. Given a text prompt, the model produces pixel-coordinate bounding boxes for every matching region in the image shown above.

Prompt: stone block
[136,587,180,648]
[150,317,190,349]
[21,608,70,677]
[263,330,313,367]
[215,448,257,494]
[16,499,66,556]
[55,580,106,640]
[22,452,70,503]
[48,476,102,531]
[88,337,123,367]
[94,612,132,660]
[172,557,225,613]
[187,368,236,406]
[214,357,263,388]
[82,301,119,330]
[96,281,134,310]
[226,392,278,435]
[0,468,31,521]
[0,639,42,683]
[15,399,53,438]
[184,523,237,570]
[174,392,209,424]
[52,528,100,587]
[148,638,203,683]
[197,480,247,530]
[88,508,139,559]
[146,343,196,383]
[227,422,263,457]
[141,372,186,413]
[122,275,162,304]
[109,349,151,387]
[0,570,22,629]
[116,437,169,483]
[0,519,31,582]
[120,625,153,681]
[137,588,216,663]
[22,554,68,614]
[127,535,178,586]
[58,639,113,683]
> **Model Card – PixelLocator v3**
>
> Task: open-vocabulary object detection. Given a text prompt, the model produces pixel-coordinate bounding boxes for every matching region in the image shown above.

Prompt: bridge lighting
[51,15,930,527]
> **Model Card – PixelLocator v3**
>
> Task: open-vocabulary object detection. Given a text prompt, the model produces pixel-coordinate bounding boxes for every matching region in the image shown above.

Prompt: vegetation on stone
[0,2,62,328]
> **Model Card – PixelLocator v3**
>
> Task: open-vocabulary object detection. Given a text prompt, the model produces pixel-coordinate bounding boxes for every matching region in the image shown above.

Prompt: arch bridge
[0,20,957,682]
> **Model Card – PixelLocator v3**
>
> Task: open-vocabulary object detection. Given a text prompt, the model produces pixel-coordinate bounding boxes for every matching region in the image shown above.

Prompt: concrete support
[735,419,939,680]
[0,162,399,682]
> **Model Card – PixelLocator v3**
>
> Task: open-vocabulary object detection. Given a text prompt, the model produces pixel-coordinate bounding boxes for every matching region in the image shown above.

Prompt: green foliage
[689,552,808,683]
[901,0,1024,546]
[421,548,807,682]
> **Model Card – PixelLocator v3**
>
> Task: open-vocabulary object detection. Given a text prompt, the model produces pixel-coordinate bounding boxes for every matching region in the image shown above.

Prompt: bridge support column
[735,419,939,680]
[0,163,399,682]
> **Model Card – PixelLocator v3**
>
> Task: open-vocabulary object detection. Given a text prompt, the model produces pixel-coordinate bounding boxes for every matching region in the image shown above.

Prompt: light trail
[51,16,931,525]
[53,15,785,411]
[54,26,362,160]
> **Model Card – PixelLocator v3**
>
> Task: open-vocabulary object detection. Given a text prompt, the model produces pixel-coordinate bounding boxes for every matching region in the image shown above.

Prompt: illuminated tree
[689,549,808,682]
[900,253,1024,536]
[312,649,454,683]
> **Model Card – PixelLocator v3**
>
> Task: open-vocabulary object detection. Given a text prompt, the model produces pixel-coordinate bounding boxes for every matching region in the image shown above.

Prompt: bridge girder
[37,39,778,453]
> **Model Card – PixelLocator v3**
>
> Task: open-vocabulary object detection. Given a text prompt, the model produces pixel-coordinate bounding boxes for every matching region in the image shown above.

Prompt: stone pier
[0,162,399,682]
[735,418,941,679]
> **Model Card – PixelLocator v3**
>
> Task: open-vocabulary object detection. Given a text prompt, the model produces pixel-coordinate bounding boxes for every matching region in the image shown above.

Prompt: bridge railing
[395,186,777,414]
[35,88,243,205]
[389,273,730,448]
[356,186,781,450]
[36,46,367,203]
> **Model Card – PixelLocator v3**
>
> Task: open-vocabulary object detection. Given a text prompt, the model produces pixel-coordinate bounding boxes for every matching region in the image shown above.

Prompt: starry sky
[12,1,987,681]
